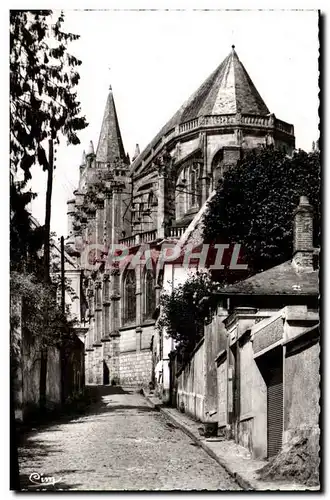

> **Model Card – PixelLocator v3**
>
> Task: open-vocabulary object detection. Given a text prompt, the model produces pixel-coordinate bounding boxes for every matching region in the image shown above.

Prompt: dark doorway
[103,360,110,385]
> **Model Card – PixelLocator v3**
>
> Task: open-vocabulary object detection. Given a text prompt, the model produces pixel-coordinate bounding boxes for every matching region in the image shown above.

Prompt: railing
[202,114,236,126]
[168,226,186,238]
[274,118,294,135]
[132,112,294,172]
[119,229,158,246]
[140,229,157,243]
[178,113,294,136]
[179,118,199,134]
[119,234,136,246]
[240,115,271,127]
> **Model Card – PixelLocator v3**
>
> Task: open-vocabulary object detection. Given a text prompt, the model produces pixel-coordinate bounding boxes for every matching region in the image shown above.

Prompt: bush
[203,147,320,273]
[158,271,220,359]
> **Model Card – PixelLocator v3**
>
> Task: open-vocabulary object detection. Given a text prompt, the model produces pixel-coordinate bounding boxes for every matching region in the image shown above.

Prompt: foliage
[10,179,45,272]
[10,271,77,355]
[203,147,320,273]
[158,271,220,360]
[10,9,88,181]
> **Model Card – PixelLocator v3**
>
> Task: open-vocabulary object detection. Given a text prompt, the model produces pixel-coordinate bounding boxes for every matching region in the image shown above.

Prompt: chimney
[292,196,314,271]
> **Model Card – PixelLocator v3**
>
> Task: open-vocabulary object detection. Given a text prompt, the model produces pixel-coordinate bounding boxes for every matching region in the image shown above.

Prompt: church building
[65,46,295,387]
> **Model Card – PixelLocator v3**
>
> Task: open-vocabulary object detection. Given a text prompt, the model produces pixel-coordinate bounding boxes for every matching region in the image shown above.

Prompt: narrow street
[18,387,241,491]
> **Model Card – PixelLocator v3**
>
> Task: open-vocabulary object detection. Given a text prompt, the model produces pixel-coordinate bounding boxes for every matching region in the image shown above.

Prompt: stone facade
[66,46,295,388]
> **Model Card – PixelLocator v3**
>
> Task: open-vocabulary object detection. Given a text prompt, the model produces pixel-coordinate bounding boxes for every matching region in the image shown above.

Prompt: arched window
[144,269,155,320]
[123,269,136,324]
[190,163,199,207]
[211,149,224,189]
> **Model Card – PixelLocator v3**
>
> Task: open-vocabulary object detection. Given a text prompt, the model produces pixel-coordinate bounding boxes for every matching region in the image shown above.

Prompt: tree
[158,271,220,362]
[203,147,320,273]
[10,10,88,279]
[10,13,88,480]
[10,176,46,273]
[10,10,88,179]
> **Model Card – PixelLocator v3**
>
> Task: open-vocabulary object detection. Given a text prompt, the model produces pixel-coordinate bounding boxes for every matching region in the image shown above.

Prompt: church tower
[66,46,296,390]
[66,85,131,385]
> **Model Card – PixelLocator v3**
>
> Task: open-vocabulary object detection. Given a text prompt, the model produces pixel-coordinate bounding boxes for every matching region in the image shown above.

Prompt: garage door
[267,363,283,458]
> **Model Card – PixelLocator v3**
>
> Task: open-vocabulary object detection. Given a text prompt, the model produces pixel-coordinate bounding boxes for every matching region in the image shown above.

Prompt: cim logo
[29,472,62,487]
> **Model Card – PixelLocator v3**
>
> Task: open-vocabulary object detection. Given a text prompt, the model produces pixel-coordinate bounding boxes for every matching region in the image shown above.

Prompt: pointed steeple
[81,150,86,166]
[132,143,140,161]
[96,86,126,166]
[180,45,269,120]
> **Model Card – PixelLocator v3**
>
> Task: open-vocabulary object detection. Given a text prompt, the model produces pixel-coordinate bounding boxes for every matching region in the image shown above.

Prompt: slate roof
[179,46,269,120]
[96,86,127,166]
[131,47,269,170]
[217,261,319,296]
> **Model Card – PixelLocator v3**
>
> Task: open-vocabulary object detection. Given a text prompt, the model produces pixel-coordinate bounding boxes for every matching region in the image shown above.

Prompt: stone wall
[119,327,137,353]
[239,334,267,458]
[20,331,62,419]
[216,353,228,429]
[204,309,228,421]
[21,331,41,416]
[46,346,61,407]
[284,332,320,443]
[119,349,153,387]
[177,338,206,421]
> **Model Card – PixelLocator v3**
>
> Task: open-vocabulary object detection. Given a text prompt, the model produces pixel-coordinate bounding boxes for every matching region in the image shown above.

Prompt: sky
[28,9,319,237]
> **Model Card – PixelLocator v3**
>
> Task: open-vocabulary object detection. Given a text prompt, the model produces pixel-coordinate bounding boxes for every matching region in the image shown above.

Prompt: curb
[142,391,254,491]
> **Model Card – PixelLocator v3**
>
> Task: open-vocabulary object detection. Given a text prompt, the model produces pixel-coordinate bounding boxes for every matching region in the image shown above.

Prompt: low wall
[46,346,61,407]
[239,334,267,458]
[119,349,153,387]
[284,327,320,443]
[21,334,62,419]
[204,307,228,421]
[176,338,206,421]
[118,324,154,386]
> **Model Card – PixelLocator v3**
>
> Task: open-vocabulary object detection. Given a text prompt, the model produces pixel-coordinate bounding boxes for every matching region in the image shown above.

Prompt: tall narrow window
[144,269,155,320]
[124,270,136,324]
[190,164,199,207]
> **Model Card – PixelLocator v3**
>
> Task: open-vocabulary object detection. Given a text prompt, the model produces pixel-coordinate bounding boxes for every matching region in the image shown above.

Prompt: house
[174,196,319,461]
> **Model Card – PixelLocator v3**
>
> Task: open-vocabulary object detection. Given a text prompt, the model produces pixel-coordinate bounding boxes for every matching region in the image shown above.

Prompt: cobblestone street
[18,387,241,491]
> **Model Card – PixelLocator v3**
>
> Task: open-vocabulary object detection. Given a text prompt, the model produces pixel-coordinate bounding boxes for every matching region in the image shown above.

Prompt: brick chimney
[292,196,314,271]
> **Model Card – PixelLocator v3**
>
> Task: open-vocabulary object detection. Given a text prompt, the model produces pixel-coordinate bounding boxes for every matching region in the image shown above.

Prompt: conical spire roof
[96,86,126,166]
[132,47,270,167]
[132,143,140,161]
[81,150,86,165]
[86,140,95,156]
[179,45,269,120]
